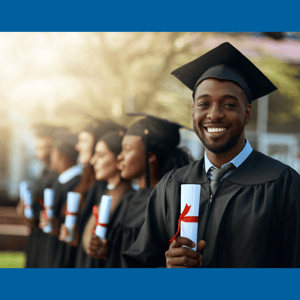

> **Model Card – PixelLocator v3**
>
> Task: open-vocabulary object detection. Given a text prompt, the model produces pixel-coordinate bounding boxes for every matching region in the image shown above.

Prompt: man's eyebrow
[195,94,210,101]
[221,94,239,101]
[195,94,239,101]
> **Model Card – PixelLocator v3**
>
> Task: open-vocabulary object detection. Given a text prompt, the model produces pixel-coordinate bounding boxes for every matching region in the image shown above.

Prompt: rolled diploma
[65,192,81,242]
[24,188,34,219]
[180,184,201,251]
[95,195,113,239]
[43,188,55,233]
[19,181,29,204]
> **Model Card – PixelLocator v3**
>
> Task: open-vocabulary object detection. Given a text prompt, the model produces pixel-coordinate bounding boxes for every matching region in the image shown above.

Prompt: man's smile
[202,124,229,138]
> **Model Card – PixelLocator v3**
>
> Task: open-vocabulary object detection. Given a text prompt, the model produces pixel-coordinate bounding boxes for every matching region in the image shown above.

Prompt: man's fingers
[167,255,200,268]
[197,240,206,252]
[89,237,103,251]
[170,236,195,249]
[166,246,200,260]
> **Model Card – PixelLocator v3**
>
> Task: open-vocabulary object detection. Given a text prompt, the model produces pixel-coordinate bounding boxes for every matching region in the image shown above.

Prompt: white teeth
[207,128,226,133]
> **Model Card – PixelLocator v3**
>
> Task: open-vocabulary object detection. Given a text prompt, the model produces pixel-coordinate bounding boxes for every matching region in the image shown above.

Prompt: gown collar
[178,150,287,185]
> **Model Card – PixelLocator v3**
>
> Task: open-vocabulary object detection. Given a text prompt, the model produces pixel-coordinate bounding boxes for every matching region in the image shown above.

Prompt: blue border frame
[0,2,299,300]
[0,0,298,31]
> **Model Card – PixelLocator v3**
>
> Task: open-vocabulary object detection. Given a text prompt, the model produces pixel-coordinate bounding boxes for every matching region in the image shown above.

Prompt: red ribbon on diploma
[169,204,199,245]
[66,211,78,216]
[38,199,48,219]
[92,205,108,234]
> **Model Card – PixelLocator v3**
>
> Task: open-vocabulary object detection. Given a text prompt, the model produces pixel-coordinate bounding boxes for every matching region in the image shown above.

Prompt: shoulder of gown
[167,150,298,185]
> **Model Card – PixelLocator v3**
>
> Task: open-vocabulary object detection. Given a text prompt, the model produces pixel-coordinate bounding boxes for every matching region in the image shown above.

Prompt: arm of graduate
[122,170,205,268]
[276,167,300,267]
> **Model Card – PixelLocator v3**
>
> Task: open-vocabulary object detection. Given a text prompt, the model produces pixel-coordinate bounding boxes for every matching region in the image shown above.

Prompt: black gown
[25,167,58,268]
[75,183,118,268]
[41,173,81,268]
[123,150,300,268]
[56,180,107,268]
[103,188,153,268]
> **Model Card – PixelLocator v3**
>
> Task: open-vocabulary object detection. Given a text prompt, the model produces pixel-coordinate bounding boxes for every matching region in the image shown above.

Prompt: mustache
[202,123,229,127]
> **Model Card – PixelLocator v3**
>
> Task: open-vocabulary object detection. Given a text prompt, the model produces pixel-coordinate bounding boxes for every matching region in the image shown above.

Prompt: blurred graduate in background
[18,123,58,268]
[57,120,125,268]
[75,123,132,268]
[39,127,82,267]
[86,113,194,267]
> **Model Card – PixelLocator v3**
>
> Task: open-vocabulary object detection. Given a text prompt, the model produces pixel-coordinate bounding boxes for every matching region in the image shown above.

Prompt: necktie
[210,163,235,195]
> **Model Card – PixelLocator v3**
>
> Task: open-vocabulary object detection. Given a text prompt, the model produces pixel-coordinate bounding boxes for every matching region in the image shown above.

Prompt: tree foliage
[1,32,300,133]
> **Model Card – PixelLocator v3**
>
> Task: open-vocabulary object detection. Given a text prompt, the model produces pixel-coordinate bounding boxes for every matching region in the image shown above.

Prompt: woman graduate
[21,123,58,268]
[86,113,194,268]
[75,126,132,268]
[56,120,122,268]
[39,128,83,268]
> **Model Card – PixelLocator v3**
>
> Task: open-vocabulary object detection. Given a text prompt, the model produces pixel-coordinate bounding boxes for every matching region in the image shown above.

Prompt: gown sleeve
[122,170,179,268]
[276,167,300,267]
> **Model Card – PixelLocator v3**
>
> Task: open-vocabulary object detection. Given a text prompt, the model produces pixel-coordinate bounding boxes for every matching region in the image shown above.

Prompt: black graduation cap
[171,42,277,103]
[126,112,184,187]
[84,119,125,146]
[99,125,127,157]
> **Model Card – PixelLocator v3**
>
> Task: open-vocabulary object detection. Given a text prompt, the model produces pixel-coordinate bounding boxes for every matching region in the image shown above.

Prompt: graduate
[86,113,194,268]
[39,127,83,268]
[20,124,58,268]
[57,120,121,268]
[74,125,132,268]
[123,42,300,268]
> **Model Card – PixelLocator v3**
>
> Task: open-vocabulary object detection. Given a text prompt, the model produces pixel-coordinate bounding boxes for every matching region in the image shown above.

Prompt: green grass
[0,252,26,268]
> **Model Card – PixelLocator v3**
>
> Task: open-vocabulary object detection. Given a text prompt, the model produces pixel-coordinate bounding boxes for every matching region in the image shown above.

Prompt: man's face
[117,135,146,181]
[192,79,251,154]
[35,136,53,164]
[90,141,119,181]
[75,131,94,165]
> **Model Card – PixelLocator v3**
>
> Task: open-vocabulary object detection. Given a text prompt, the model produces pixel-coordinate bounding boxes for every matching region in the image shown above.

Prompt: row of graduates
[18,113,193,268]
[17,41,300,268]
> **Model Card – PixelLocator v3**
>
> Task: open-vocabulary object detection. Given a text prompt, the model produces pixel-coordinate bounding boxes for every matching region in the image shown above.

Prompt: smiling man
[123,42,300,268]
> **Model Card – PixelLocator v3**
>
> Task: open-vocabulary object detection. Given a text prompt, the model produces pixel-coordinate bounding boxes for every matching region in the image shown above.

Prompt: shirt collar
[58,164,83,184]
[204,139,253,173]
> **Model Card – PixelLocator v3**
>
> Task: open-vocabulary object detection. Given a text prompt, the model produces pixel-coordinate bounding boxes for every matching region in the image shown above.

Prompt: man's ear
[148,151,158,164]
[245,104,252,125]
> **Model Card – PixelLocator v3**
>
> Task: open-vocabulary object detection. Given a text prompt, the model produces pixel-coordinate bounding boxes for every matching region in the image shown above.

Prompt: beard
[199,131,243,154]
[193,120,245,154]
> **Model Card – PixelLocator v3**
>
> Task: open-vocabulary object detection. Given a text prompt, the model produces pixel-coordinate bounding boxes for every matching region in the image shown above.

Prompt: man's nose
[207,104,224,121]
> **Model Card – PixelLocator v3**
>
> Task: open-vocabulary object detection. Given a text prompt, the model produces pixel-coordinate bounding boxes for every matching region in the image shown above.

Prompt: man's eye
[225,103,235,107]
[198,102,208,107]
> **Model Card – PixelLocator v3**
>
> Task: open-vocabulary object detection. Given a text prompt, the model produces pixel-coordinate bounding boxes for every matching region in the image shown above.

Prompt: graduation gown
[103,188,152,268]
[52,167,106,268]
[58,180,107,268]
[75,183,109,268]
[123,150,300,268]
[25,167,58,268]
[75,183,130,268]
[41,171,81,268]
